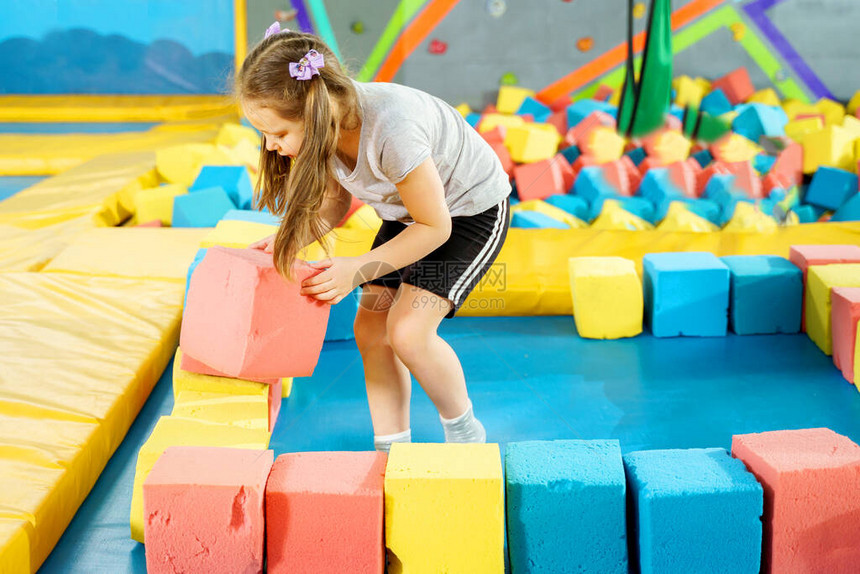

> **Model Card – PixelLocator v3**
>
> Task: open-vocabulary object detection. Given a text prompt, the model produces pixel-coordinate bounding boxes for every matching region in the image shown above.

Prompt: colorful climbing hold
[500,72,519,86]
[486,0,507,17]
[351,21,365,34]
[429,38,448,55]
[576,37,594,52]
[633,2,646,19]
[730,22,746,42]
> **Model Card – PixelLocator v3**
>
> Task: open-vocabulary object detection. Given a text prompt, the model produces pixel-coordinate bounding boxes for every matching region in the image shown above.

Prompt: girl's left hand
[301,257,361,305]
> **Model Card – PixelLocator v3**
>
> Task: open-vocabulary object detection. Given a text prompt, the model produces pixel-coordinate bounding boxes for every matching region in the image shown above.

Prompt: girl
[238,25,510,453]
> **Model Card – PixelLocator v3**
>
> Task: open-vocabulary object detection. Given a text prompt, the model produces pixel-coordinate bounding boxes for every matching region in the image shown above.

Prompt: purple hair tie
[289,50,324,81]
[264,21,290,39]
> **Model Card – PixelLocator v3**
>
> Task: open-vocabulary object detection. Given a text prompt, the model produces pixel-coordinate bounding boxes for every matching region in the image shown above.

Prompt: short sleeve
[378,120,432,184]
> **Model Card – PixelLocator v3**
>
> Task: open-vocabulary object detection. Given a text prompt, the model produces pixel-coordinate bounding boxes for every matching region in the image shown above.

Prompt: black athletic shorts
[365,197,510,318]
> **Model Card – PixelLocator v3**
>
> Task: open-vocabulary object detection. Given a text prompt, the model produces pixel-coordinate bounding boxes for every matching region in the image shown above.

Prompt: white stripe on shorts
[447,199,508,305]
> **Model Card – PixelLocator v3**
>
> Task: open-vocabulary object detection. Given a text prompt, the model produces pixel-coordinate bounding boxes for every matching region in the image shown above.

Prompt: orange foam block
[143,446,274,574]
[266,452,387,574]
[789,244,860,331]
[563,110,616,148]
[710,67,755,105]
[771,143,804,185]
[513,157,571,201]
[831,287,860,384]
[180,246,330,379]
[732,428,860,574]
[725,160,764,199]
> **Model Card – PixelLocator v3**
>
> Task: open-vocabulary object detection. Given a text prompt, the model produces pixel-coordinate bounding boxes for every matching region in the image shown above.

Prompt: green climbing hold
[500,72,519,86]
[351,21,365,34]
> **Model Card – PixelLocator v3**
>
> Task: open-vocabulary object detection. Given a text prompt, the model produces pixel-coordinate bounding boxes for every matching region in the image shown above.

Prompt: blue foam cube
[804,166,859,211]
[702,174,752,225]
[623,448,763,574]
[643,251,730,337]
[324,287,360,341]
[516,96,552,123]
[511,211,568,229]
[700,89,733,117]
[720,255,802,335]
[465,113,482,128]
[545,194,589,221]
[184,248,208,305]
[692,148,714,169]
[191,166,254,210]
[506,440,628,574]
[573,166,623,218]
[792,203,825,223]
[637,169,686,221]
[172,187,237,228]
[625,146,647,167]
[221,209,280,226]
[753,153,776,175]
[831,193,860,222]
[732,103,788,143]
[566,99,617,129]
[619,197,657,224]
[682,198,722,225]
[559,145,581,165]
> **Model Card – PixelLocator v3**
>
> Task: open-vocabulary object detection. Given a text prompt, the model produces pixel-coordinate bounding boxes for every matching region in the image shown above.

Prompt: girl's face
[242,101,305,158]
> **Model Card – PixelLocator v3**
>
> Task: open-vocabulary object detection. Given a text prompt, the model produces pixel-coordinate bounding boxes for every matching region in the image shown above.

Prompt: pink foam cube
[711,67,755,105]
[771,143,803,185]
[513,159,568,201]
[266,452,387,574]
[831,287,860,383]
[144,446,274,574]
[789,245,860,331]
[732,429,860,574]
[563,110,616,148]
[180,246,330,379]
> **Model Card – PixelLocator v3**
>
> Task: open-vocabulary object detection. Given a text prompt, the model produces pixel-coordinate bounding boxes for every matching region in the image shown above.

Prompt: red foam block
[266,451,387,574]
[789,244,860,331]
[771,143,803,185]
[514,158,569,201]
[732,428,860,574]
[831,287,860,383]
[180,246,330,380]
[710,67,755,105]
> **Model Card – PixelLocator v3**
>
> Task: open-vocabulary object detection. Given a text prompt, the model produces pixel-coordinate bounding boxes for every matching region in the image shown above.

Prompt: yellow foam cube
[782,99,818,121]
[673,75,707,108]
[511,199,587,229]
[785,116,824,143]
[496,86,535,114]
[747,88,781,107]
[854,321,860,394]
[806,264,860,356]
[224,138,261,171]
[712,132,761,163]
[568,256,643,339]
[172,391,269,430]
[585,126,626,163]
[722,201,778,233]
[129,415,270,542]
[848,90,860,116]
[814,97,846,126]
[384,443,504,573]
[841,115,860,139]
[478,113,527,134]
[656,202,718,232]
[802,125,855,173]
[199,219,277,248]
[155,143,237,186]
[342,203,382,231]
[590,199,654,231]
[173,347,292,399]
[649,130,691,164]
[505,124,561,163]
[215,122,260,147]
[133,183,187,226]
[455,103,472,117]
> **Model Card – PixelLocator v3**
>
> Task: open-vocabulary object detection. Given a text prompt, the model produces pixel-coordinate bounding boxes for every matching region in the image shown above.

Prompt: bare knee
[387,314,431,365]
[354,307,391,355]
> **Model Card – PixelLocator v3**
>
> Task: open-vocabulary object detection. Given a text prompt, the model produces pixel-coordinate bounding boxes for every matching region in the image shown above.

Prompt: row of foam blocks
[459,67,860,232]
[141,427,860,573]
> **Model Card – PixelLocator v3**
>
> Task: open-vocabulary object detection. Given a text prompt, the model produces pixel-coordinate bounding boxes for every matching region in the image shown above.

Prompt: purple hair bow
[264,21,290,39]
[289,50,325,80]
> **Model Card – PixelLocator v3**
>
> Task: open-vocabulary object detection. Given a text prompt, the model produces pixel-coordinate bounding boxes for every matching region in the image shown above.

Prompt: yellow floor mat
[0,124,220,176]
[0,151,157,229]
[0,216,96,272]
[0,273,184,572]
[0,95,238,123]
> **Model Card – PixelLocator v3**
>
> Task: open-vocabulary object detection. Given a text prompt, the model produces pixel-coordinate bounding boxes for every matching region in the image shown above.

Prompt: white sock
[374,429,411,453]
[440,400,486,443]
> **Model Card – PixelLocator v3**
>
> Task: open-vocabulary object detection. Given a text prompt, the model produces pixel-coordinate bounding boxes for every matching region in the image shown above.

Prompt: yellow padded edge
[42,227,209,281]
[0,518,31,574]
[458,222,860,316]
[0,95,238,123]
[0,151,158,229]
[0,273,184,572]
[0,125,220,176]
[0,216,96,272]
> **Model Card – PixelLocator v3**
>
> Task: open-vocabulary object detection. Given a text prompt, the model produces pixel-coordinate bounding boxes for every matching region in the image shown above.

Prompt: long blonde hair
[235,31,359,279]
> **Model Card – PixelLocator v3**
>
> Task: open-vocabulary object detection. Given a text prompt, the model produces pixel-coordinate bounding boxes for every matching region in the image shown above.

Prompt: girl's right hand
[249,234,275,253]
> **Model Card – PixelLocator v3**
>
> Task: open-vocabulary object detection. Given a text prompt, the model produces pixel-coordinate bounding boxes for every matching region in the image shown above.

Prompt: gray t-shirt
[331,81,511,223]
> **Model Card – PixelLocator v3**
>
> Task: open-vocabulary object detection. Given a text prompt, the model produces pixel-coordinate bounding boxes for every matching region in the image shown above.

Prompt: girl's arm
[354,156,451,278]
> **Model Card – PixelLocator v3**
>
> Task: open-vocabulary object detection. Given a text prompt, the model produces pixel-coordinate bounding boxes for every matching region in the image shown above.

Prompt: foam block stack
[384,443,504,573]
[505,440,628,573]
[642,252,730,337]
[788,244,860,331]
[180,246,330,380]
[266,452,387,574]
[143,447,274,574]
[721,255,802,335]
[624,448,763,574]
[831,287,860,385]
[732,428,860,573]
[568,256,643,339]
[805,263,860,355]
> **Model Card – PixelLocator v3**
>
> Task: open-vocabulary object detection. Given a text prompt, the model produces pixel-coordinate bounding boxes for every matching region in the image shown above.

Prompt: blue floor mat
[0,122,156,134]
[0,176,45,201]
[38,316,860,573]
